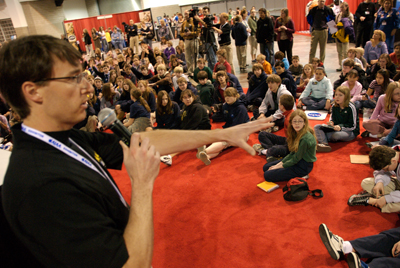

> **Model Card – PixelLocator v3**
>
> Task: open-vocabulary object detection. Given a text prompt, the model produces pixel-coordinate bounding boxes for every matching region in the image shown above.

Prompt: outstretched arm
[140,118,273,156]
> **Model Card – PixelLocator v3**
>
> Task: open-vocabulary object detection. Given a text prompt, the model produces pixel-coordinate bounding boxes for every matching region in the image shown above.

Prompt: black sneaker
[361,131,370,138]
[346,252,361,268]
[347,192,371,206]
[319,223,344,260]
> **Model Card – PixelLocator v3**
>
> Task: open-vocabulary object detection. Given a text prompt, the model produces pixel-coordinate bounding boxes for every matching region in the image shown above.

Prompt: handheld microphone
[98,108,132,146]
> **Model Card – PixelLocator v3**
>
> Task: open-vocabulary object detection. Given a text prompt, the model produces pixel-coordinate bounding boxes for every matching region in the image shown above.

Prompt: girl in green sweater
[263,110,317,182]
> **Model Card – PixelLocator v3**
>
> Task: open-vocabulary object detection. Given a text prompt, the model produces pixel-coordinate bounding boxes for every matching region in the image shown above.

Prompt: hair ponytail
[139,96,151,112]
[131,88,151,112]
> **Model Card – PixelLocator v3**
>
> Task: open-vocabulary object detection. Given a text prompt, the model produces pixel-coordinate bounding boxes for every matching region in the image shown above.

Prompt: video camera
[188,6,199,18]
[202,14,215,28]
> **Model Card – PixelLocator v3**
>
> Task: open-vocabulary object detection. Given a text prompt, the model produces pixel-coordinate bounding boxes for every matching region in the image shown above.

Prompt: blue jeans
[301,97,327,110]
[101,39,108,52]
[314,124,356,144]
[354,99,376,110]
[205,43,217,69]
[114,41,123,50]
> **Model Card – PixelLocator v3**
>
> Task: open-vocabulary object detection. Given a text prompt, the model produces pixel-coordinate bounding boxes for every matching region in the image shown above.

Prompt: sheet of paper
[350,155,369,164]
[327,20,337,34]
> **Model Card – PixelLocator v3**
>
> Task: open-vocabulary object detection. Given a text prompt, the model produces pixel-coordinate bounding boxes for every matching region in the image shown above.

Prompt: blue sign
[308,112,321,118]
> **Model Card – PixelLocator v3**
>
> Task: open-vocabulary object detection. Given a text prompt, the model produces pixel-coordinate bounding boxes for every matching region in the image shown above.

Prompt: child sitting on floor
[379,103,400,146]
[297,67,333,111]
[172,66,189,90]
[256,53,272,75]
[254,74,295,131]
[275,61,297,98]
[253,94,295,162]
[123,88,153,133]
[362,81,400,138]
[273,51,289,71]
[197,87,249,165]
[289,55,304,85]
[347,145,400,213]
[196,70,215,110]
[194,58,213,83]
[314,86,359,152]
[341,70,363,110]
[155,90,181,129]
[262,109,317,182]
[297,63,314,98]
[163,40,176,60]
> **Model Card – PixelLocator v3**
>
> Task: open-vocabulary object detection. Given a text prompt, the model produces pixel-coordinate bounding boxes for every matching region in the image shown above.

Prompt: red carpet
[109,108,400,267]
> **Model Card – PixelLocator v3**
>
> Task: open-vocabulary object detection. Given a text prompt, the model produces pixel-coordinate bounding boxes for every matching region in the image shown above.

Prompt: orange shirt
[262,60,272,74]
[283,109,294,135]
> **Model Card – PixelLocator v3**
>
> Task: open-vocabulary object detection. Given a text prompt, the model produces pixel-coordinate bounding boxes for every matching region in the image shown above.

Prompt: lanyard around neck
[21,124,128,208]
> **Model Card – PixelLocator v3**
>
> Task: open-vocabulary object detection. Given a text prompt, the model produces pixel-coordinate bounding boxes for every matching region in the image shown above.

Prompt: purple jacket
[274,18,295,42]
[164,46,176,60]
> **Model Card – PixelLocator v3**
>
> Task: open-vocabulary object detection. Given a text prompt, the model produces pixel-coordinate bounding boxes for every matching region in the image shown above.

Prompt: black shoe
[346,252,361,268]
[336,68,342,72]
[319,223,344,261]
[361,131,370,138]
[266,156,283,163]
[252,59,257,63]
[347,191,371,206]
[365,142,373,149]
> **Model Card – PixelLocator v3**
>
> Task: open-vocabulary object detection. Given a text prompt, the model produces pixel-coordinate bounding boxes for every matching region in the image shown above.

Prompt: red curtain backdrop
[288,0,365,31]
[65,11,141,51]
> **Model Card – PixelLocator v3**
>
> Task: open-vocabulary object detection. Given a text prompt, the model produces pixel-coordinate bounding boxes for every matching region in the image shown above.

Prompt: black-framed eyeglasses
[34,73,85,84]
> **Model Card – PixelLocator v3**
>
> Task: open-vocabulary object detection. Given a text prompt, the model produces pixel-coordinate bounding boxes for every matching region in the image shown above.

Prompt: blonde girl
[297,63,314,97]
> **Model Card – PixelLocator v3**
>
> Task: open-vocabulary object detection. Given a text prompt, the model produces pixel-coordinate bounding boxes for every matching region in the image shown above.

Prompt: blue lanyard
[21,124,128,208]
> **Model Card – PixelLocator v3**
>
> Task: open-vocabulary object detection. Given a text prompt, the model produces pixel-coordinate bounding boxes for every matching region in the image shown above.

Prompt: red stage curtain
[288,0,364,31]
[65,11,140,52]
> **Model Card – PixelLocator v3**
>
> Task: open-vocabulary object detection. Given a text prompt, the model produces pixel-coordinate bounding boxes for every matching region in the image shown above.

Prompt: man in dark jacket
[231,15,248,72]
[355,0,376,48]
[307,0,335,63]
[256,8,274,64]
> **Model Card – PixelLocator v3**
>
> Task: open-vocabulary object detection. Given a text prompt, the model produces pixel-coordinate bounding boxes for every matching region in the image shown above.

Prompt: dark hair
[369,146,396,170]
[315,67,326,75]
[156,90,173,115]
[347,69,359,78]
[274,51,285,60]
[379,53,393,67]
[279,94,294,110]
[252,63,264,72]
[181,89,195,100]
[274,61,285,68]
[394,42,400,49]
[376,69,391,95]
[215,64,227,72]
[343,59,355,67]
[0,35,81,119]
[197,70,208,80]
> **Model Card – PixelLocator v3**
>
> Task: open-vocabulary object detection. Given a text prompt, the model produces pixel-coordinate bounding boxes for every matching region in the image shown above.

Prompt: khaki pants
[130,36,139,54]
[361,177,400,213]
[185,39,196,74]
[249,35,257,58]
[309,29,328,63]
[220,44,235,75]
[236,45,247,69]
[336,40,349,68]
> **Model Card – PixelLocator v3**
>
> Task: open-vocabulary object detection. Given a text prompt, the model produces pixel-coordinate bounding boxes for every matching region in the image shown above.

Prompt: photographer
[231,15,248,72]
[213,13,235,75]
[180,10,197,76]
[195,7,217,69]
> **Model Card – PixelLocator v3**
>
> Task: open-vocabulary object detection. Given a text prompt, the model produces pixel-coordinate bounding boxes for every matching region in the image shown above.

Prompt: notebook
[257,181,279,193]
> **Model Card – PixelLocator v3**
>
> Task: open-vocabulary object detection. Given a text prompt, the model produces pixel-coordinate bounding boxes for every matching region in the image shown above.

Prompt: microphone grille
[98,108,117,127]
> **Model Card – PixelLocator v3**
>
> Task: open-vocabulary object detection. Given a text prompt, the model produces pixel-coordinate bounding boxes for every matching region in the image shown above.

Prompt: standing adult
[248,9,258,62]
[231,15,248,72]
[195,7,218,69]
[334,2,354,71]
[99,26,108,53]
[355,0,376,48]
[307,0,335,63]
[213,12,235,75]
[275,8,295,64]
[0,35,270,268]
[91,28,101,51]
[158,20,170,42]
[241,9,251,62]
[181,10,197,75]
[256,8,274,65]
[111,27,123,51]
[140,21,154,49]
[175,13,184,41]
[374,0,400,53]
[364,29,388,65]
[83,28,93,57]
[127,19,139,54]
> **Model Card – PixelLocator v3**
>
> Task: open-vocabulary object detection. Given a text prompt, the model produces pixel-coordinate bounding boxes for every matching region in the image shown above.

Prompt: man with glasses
[0,35,270,267]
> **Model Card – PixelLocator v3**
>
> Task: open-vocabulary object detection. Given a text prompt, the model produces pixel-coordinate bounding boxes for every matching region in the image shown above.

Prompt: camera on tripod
[203,14,215,28]
[188,7,199,18]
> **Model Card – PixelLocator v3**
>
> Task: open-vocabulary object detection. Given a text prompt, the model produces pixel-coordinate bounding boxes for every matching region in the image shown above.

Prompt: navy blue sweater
[156,101,181,129]
[223,100,249,128]
[231,22,248,46]
[246,71,268,105]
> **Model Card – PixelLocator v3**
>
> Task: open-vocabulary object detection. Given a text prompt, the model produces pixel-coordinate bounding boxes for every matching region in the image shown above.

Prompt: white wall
[142,0,220,8]
[0,0,27,27]
[63,0,89,20]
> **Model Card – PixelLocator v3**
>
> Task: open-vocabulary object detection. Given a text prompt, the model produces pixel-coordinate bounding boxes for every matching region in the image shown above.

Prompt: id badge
[382,21,387,26]
[365,11,370,15]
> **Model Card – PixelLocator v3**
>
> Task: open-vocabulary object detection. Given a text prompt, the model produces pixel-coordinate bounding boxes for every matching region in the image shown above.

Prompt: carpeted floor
[109,107,400,268]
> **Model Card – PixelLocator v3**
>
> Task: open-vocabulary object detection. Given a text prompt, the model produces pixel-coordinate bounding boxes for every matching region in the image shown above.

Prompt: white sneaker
[160,155,172,166]
[198,151,211,165]
[319,223,344,260]
[302,175,309,180]
[196,145,206,159]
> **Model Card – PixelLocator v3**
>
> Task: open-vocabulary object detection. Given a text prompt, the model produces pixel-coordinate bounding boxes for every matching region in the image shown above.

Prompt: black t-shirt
[2,124,129,267]
[216,22,231,45]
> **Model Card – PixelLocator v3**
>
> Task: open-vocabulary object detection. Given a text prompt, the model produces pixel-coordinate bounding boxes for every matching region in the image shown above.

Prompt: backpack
[282,178,323,201]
